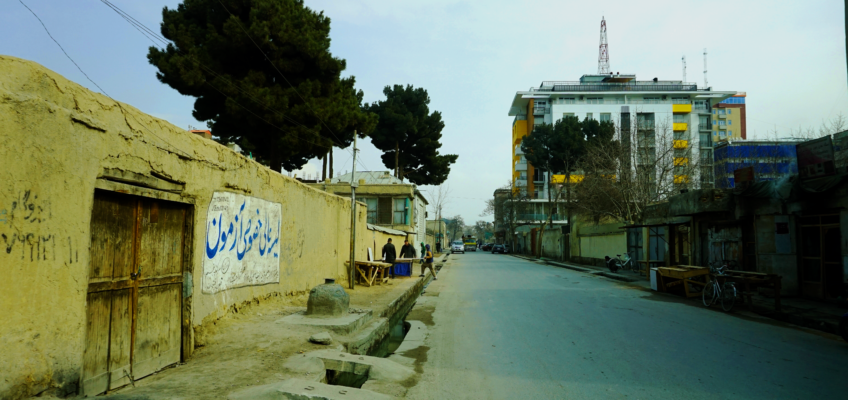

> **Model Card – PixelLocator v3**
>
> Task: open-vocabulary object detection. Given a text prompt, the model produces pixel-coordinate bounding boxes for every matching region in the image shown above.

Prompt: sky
[2,0,846,224]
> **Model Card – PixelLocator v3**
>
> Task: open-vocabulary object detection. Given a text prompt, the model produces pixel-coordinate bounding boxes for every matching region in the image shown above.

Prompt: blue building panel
[712,142,799,188]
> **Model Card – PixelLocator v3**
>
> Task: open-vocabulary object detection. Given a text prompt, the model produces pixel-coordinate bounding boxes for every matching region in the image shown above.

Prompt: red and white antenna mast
[598,17,610,74]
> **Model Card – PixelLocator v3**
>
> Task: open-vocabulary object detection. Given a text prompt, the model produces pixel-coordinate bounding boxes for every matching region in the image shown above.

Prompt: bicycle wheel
[702,281,717,307]
[721,283,737,312]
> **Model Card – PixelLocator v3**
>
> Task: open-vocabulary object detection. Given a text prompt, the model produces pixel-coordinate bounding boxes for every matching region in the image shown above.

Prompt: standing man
[435,241,441,253]
[400,239,416,259]
[382,238,397,278]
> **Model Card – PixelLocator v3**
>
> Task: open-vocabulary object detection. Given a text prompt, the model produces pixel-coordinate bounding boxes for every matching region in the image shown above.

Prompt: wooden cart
[719,270,782,312]
[656,265,710,298]
[345,260,393,287]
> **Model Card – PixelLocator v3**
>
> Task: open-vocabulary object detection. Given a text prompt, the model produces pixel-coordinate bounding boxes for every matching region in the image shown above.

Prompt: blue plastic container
[393,262,412,277]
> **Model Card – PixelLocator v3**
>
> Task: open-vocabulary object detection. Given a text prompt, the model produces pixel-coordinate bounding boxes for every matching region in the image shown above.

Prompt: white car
[451,241,464,254]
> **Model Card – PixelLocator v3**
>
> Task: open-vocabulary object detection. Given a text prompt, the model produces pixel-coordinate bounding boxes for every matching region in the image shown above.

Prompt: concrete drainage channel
[246,255,446,399]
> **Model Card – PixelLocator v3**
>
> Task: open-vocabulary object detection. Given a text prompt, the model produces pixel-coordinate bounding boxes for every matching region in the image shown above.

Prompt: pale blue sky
[2,0,846,223]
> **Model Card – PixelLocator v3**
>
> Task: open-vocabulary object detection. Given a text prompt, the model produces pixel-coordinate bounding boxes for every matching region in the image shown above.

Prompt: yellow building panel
[672,104,692,113]
[552,174,584,184]
[673,175,690,184]
[673,157,689,166]
[673,140,688,149]
[673,122,688,131]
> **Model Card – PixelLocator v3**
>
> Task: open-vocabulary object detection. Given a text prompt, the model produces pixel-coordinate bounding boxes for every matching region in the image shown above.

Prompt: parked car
[451,241,465,254]
[481,243,492,251]
[491,244,507,254]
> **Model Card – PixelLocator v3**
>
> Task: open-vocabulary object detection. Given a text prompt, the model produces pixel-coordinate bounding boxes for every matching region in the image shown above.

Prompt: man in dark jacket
[400,239,416,259]
[382,238,397,278]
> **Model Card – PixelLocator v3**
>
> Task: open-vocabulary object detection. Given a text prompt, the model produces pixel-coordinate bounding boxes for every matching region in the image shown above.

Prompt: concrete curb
[510,255,638,283]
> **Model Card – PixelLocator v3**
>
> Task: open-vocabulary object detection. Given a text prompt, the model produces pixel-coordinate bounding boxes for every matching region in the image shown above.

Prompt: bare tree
[575,112,700,224]
[427,184,451,248]
[482,181,530,247]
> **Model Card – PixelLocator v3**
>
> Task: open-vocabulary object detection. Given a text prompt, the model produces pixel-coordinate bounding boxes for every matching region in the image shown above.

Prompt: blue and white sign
[202,191,281,293]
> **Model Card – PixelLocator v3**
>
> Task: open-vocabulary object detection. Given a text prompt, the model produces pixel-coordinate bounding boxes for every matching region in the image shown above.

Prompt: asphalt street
[405,251,848,400]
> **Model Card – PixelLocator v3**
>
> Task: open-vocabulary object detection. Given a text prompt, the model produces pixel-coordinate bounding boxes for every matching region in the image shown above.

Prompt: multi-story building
[310,171,429,244]
[509,74,737,199]
[712,92,747,143]
[713,140,801,189]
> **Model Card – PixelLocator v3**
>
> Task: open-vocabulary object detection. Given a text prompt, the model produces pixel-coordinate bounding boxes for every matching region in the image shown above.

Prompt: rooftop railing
[532,81,701,92]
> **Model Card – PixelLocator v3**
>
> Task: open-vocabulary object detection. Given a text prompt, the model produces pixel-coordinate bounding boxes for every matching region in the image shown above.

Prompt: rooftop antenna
[598,17,610,74]
[703,48,708,89]
[682,55,687,83]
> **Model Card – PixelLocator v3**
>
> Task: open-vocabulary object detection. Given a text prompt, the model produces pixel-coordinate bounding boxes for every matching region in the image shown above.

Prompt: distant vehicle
[491,244,507,254]
[464,236,477,252]
[481,243,493,251]
[451,241,465,254]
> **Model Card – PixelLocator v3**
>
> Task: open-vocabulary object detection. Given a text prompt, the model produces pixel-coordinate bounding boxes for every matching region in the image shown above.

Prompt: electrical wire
[19,0,201,163]
[99,0,368,171]
[212,0,371,173]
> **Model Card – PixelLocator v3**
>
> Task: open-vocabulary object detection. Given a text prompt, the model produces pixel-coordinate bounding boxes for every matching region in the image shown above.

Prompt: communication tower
[598,17,610,74]
[682,56,687,82]
[703,48,709,89]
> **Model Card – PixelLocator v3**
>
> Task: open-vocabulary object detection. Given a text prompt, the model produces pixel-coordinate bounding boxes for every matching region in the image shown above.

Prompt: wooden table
[346,260,392,287]
[720,270,782,312]
[656,265,709,298]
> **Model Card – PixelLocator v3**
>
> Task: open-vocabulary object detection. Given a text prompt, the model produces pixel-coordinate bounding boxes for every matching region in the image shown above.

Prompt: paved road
[406,252,848,399]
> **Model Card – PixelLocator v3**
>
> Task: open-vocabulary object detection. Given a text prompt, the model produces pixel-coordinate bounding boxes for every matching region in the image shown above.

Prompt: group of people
[381,238,437,280]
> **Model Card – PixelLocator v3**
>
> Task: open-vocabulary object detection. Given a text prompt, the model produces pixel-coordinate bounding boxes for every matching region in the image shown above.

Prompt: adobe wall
[0,55,370,398]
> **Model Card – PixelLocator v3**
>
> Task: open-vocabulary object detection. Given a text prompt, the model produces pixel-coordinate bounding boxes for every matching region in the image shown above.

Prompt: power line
[19,0,202,164]
[100,0,369,172]
[213,0,370,173]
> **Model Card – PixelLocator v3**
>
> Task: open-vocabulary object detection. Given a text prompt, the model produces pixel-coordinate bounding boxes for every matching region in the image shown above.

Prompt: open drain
[320,357,371,389]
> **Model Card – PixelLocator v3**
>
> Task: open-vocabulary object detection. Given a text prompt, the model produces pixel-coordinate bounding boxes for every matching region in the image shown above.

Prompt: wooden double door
[83,191,188,395]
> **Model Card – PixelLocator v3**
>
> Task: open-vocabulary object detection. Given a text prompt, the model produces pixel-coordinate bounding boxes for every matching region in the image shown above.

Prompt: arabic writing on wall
[202,192,281,294]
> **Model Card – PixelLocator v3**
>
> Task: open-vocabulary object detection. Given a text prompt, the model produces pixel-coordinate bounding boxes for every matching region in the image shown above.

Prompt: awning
[620,216,692,229]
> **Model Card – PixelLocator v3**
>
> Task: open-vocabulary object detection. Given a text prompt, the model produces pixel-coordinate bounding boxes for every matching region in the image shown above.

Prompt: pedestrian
[436,241,441,253]
[419,242,426,262]
[400,239,416,258]
[382,238,397,278]
[419,244,437,280]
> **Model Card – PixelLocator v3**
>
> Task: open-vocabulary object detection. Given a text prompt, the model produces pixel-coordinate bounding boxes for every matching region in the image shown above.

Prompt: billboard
[796,136,835,180]
[202,192,282,293]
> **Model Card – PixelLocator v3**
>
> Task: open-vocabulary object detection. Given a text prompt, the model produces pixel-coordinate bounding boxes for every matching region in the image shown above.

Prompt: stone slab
[228,378,391,400]
[276,310,373,335]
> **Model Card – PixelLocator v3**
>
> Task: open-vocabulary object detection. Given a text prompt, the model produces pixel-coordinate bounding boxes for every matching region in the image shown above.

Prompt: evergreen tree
[364,85,458,185]
[148,0,376,172]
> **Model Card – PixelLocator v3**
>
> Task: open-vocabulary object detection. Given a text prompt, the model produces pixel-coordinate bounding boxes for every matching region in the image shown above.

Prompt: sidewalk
[511,254,847,338]
[96,274,430,400]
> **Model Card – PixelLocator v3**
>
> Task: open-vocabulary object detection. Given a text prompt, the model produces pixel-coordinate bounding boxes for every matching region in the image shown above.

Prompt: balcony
[673,122,688,131]
[533,106,549,115]
[672,104,692,113]
[517,213,566,222]
[718,113,727,119]
[673,140,688,149]
[514,161,528,171]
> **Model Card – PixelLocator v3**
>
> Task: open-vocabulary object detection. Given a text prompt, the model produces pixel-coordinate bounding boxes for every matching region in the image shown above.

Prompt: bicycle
[702,262,737,312]
[606,252,639,274]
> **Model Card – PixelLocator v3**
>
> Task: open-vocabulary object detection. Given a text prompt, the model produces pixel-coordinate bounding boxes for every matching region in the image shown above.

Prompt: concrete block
[277,310,372,335]
[307,282,350,317]
[309,332,333,345]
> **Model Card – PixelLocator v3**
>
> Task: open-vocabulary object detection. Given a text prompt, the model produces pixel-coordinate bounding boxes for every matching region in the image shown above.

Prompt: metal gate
[82,190,187,395]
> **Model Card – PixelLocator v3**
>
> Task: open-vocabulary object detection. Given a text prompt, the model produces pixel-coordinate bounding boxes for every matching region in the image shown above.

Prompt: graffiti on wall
[202,191,281,293]
[0,190,66,262]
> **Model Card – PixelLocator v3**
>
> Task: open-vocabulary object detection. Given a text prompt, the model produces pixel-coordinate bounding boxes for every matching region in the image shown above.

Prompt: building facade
[509,74,737,200]
[713,92,747,143]
[311,171,429,244]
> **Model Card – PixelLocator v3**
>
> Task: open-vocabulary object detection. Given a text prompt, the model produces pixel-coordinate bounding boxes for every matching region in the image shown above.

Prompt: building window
[600,113,612,122]
[587,97,603,104]
[561,98,575,104]
[728,120,732,125]
[718,109,726,115]
[673,114,687,123]
[364,198,378,224]
[518,171,527,180]
[644,97,661,104]
[586,113,593,120]
[713,119,717,126]
[393,198,406,224]
[378,197,392,224]
[727,109,732,114]
[719,130,727,137]
[563,113,575,119]
[718,120,726,126]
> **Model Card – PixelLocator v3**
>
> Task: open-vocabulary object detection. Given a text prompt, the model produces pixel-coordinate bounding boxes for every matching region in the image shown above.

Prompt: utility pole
[349,132,358,289]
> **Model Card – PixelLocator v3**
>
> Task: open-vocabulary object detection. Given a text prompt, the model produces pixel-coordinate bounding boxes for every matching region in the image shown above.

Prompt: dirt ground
[84,276,422,400]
